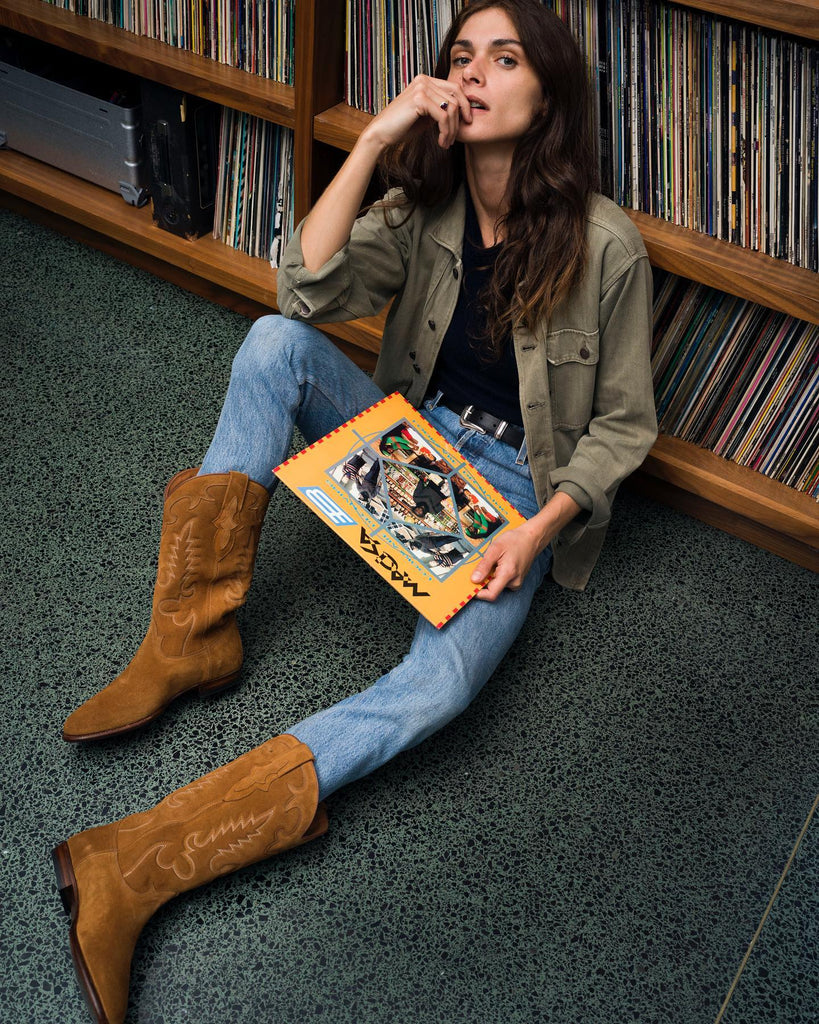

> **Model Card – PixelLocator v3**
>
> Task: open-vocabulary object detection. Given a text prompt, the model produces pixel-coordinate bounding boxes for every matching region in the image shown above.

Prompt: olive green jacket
[277,186,658,590]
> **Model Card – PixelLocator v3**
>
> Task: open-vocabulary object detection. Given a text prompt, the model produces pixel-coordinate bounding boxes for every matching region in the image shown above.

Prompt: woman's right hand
[361,75,473,151]
[300,76,471,271]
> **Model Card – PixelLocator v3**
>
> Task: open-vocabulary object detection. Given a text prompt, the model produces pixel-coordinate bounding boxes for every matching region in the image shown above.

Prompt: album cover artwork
[274,393,525,627]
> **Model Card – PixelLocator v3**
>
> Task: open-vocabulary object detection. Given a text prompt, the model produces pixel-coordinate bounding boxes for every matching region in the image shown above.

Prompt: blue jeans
[200,316,552,800]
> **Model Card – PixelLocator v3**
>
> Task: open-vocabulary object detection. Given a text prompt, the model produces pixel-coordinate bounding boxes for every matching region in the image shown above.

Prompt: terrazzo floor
[1,205,817,1024]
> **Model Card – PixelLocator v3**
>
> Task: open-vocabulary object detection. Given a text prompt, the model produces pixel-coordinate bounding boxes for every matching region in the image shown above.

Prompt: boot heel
[197,670,241,698]
[52,841,78,918]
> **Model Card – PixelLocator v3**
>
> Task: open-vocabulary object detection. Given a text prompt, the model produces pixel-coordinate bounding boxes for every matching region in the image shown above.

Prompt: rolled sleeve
[277,197,411,324]
[278,231,353,320]
[551,470,609,526]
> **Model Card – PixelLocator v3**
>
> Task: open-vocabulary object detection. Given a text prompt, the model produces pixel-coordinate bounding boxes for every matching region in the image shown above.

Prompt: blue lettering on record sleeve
[300,487,355,527]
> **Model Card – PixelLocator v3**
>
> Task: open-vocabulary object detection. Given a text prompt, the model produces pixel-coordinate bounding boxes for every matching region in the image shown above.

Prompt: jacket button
[413,364,421,373]
[453,268,459,280]
[297,301,310,317]
[427,320,436,330]
[409,351,416,360]
[579,347,590,360]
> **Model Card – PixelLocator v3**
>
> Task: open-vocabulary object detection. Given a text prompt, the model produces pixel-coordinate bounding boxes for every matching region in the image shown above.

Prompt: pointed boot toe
[55,735,326,1021]
[62,628,243,743]
[53,834,161,1024]
[62,668,164,743]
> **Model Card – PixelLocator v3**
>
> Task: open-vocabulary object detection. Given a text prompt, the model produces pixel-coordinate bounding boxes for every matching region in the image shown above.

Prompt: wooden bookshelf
[0,0,296,125]
[624,211,819,326]
[0,0,816,569]
[314,102,373,151]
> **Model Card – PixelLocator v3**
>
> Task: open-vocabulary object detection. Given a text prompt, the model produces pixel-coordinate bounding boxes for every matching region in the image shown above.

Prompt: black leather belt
[444,401,525,450]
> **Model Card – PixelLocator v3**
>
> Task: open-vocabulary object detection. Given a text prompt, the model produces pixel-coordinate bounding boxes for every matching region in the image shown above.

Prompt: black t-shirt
[427,188,522,427]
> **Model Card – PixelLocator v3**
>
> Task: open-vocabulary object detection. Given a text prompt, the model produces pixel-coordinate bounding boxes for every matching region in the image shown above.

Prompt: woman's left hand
[470,523,542,602]
[469,491,582,602]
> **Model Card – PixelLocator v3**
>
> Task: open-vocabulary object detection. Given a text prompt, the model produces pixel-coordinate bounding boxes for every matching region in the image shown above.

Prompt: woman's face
[446,6,544,149]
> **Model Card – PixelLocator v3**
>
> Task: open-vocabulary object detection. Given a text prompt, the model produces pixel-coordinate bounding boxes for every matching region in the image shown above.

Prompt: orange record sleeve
[274,393,525,628]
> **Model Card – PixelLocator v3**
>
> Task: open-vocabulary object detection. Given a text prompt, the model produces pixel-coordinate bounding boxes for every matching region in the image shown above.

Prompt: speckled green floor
[0,206,816,1024]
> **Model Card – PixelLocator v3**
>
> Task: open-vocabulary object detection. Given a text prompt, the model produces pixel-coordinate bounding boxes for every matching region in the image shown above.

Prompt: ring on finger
[440,101,449,111]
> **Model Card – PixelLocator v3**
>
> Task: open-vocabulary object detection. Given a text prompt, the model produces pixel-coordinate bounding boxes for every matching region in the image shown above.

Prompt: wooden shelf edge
[0,0,296,126]
[625,211,819,325]
[0,149,284,303]
[313,102,372,151]
[641,434,819,553]
[628,469,819,571]
[680,0,819,40]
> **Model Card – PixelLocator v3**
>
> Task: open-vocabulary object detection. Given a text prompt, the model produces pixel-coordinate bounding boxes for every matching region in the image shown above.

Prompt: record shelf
[0,0,817,569]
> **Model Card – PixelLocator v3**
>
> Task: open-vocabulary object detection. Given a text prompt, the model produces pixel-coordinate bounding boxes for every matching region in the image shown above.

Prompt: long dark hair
[378,0,598,356]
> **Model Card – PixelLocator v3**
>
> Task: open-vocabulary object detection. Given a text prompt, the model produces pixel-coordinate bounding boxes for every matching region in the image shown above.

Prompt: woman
[54,3,657,1021]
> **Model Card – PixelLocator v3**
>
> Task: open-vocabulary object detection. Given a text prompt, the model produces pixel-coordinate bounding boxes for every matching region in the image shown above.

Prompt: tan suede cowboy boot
[53,733,327,1024]
[63,469,270,742]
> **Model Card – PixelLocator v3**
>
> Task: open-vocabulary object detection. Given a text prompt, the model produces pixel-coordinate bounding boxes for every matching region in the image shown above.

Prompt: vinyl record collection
[652,271,819,498]
[345,0,460,113]
[212,109,294,267]
[601,1,818,272]
[345,0,818,273]
[42,0,295,81]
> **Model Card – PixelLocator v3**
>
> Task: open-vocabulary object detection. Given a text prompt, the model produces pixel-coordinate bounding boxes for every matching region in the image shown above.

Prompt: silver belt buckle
[459,405,487,434]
